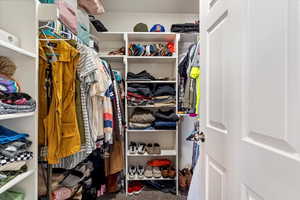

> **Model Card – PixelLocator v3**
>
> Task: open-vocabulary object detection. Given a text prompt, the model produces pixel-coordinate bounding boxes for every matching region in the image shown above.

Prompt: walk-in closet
[0,0,201,199]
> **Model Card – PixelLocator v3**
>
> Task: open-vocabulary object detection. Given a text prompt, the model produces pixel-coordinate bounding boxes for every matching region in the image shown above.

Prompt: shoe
[129,142,138,154]
[128,183,135,195]
[146,143,154,154]
[132,181,144,194]
[168,166,176,178]
[137,143,146,154]
[153,166,161,178]
[153,143,161,154]
[129,165,137,179]
[179,170,187,191]
[147,159,172,167]
[137,165,145,179]
[144,166,153,178]
[183,168,192,187]
[161,166,169,178]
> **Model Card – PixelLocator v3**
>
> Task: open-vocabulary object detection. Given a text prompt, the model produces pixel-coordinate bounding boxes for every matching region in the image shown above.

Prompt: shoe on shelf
[137,142,146,154]
[146,143,154,154]
[153,166,162,178]
[128,184,135,195]
[153,143,161,154]
[132,181,144,195]
[129,142,138,154]
[168,166,176,178]
[144,166,153,178]
[137,165,145,179]
[129,165,137,179]
[161,166,169,178]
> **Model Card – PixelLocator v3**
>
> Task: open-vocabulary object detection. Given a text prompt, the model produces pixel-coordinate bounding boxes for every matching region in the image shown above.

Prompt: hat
[133,23,148,32]
[150,24,166,32]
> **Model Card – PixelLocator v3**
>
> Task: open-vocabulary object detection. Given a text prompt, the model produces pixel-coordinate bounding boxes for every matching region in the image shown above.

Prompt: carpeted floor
[100,191,187,200]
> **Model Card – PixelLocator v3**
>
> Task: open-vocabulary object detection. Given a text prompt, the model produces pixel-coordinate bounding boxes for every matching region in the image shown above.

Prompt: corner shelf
[0,40,36,60]
[0,112,35,121]
[128,150,177,157]
[127,175,176,181]
[0,170,35,194]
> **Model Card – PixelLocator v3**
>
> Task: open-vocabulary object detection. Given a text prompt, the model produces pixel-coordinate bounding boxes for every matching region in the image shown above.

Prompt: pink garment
[78,0,105,15]
[57,0,77,34]
[52,187,72,200]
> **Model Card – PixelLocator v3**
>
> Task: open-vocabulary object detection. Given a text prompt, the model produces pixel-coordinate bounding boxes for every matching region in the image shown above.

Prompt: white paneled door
[197,0,300,200]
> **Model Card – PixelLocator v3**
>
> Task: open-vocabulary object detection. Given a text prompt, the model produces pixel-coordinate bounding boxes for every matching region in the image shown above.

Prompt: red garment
[147,159,172,167]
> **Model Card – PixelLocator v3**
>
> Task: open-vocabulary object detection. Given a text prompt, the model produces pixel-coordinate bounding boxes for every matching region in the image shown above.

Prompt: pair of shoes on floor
[128,181,144,195]
[179,168,193,191]
[146,143,161,154]
[128,142,146,154]
[129,165,145,179]
[161,166,176,178]
[144,166,162,178]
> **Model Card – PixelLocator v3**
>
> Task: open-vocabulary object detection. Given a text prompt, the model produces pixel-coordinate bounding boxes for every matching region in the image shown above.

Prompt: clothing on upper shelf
[128,43,175,56]
[178,41,200,114]
[0,58,36,115]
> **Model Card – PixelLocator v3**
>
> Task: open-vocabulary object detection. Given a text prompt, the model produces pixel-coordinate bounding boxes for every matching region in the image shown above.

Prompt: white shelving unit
[0,0,38,199]
[96,32,180,196]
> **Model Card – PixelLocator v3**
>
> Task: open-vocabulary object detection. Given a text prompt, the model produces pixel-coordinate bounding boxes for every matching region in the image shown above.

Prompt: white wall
[97,12,199,32]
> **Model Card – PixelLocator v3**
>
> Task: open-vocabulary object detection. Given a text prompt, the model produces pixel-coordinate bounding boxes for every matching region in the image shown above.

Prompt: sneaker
[153,143,161,154]
[144,166,153,178]
[161,166,169,178]
[153,166,161,178]
[129,165,137,179]
[128,184,135,195]
[146,143,154,154]
[133,183,144,194]
[129,142,138,154]
[137,143,146,154]
[137,165,145,178]
[168,166,176,178]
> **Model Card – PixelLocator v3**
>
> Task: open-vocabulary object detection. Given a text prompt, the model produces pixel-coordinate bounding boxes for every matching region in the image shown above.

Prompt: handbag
[78,0,105,15]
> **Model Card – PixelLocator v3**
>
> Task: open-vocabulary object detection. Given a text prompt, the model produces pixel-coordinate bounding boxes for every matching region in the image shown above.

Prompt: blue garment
[154,121,176,128]
[0,126,28,144]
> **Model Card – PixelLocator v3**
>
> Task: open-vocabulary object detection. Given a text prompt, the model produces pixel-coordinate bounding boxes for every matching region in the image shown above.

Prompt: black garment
[127,87,153,97]
[153,85,176,96]
[171,23,199,33]
[89,15,108,32]
[127,70,155,80]
[154,109,179,122]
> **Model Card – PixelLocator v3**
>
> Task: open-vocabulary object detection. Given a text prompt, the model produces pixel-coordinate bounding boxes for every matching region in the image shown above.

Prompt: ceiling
[103,0,199,14]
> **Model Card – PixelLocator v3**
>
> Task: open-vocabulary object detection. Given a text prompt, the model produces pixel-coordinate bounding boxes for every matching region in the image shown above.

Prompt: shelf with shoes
[127,150,177,157]
[124,33,180,196]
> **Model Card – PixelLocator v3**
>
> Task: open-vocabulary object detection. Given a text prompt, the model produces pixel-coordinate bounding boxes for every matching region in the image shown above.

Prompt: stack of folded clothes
[128,43,175,56]
[129,108,155,130]
[0,57,36,115]
[153,109,179,130]
[0,126,33,188]
[128,108,179,130]
[127,84,176,107]
[0,92,36,114]
[127,70,170,81]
